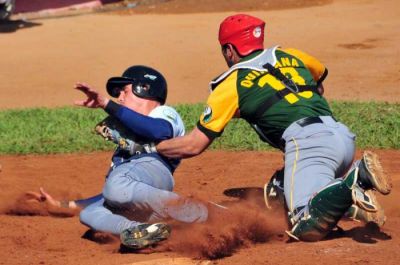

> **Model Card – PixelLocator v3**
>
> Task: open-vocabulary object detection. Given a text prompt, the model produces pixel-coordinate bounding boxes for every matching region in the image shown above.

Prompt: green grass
[0,101,399,154]
[330,101,400,149]
[0,107,113,154]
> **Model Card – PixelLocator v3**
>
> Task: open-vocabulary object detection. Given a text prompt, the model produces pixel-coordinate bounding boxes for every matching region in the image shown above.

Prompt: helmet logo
[253,26,262,38]
[144,74,157,80]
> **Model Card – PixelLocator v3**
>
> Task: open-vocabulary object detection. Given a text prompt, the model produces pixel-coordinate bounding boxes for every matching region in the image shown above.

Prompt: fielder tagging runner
[31,65,209,249]
[153,14,392,241]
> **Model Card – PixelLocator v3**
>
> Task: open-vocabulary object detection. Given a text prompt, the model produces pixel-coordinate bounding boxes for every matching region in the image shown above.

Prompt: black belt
[296,116,323,127]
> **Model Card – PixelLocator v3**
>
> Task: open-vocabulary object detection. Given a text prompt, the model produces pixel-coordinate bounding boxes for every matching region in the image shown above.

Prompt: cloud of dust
[155,201,287,259]
[2,190,287,259]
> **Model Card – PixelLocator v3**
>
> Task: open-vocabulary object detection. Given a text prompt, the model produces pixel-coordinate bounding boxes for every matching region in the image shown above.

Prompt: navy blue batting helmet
[106,65,167,105]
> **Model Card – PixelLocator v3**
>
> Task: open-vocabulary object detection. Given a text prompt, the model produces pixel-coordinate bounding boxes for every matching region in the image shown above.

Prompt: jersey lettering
[275,57,300,68]
[240,70,266,88]
[258,67,312,104]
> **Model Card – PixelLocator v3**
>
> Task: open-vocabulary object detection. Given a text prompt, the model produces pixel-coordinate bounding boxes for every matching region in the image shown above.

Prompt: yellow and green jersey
[197,47,332,148]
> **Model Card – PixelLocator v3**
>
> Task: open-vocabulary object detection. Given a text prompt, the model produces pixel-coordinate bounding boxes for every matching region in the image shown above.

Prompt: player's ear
[221,44,236,67]
[221,44,233,57]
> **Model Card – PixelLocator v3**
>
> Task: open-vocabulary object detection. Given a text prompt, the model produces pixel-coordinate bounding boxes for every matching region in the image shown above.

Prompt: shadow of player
[325,222,392,244]
[0,19,41,33]
[81,229,119,245]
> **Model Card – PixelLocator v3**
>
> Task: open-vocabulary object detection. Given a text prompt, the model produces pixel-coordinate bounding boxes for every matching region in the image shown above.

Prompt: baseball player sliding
[30,65,209,249]
[152,14,392,241]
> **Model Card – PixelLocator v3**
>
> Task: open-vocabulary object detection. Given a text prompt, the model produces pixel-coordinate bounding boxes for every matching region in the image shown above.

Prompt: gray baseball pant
[80,156,208,235]
[282,116,356,212]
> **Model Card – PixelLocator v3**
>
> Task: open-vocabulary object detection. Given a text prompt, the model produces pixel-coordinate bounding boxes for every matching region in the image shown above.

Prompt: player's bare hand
[25,187,61,207]
[74,82,109,108]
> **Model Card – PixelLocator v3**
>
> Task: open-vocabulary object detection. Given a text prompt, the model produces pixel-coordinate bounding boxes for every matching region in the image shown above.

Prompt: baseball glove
[95,116,150,155]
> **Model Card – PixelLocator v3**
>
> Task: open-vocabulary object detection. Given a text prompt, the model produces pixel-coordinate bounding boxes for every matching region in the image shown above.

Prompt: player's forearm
[156,136,202,158]
[59,194,103,209]
[105,100,173,140]
[60,200,79,209]
[74,194,103,208]
[156,128,212,158]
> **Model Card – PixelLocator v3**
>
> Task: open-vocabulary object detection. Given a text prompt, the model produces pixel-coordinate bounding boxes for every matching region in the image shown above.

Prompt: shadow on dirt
[225,186,393,245]
[0,19,41,33]
[326,222,392,243]
[81,229,119,245]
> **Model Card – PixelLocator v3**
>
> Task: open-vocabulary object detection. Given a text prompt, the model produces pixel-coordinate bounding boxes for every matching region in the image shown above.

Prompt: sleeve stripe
[317,68,328,86]
[197,121,223,139]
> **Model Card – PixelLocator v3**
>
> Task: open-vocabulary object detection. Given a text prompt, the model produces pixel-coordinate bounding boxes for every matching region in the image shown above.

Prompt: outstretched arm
[156,127,213,158]
[104,101,173,141]
[26,188,103,209]
[74,83,173,141]
[74,82,109,109]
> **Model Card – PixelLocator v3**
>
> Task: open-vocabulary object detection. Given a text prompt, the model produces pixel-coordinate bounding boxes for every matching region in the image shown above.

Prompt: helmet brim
[106,77,135,97]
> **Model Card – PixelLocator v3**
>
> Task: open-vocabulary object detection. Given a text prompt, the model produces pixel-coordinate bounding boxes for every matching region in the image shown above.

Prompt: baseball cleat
[357,151,392,195]
[352,184,379,212]
[120,223,171,249]
[346,191,386,227]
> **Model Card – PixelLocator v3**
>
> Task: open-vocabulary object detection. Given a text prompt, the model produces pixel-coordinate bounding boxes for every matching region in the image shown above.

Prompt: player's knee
[102,180,131,205]
[287,177,355,241]
[79,207,93,227]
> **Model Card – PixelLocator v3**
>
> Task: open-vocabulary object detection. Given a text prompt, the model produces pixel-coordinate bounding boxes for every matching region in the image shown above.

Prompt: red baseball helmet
[218,14,265,56]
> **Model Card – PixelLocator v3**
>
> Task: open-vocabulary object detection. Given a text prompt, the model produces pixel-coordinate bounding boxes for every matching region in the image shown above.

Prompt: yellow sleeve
[197,71,239,139]
[283,48,328,83]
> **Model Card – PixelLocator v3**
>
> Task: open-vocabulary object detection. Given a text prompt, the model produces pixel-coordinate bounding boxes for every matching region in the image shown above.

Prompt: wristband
[60,200,70,208]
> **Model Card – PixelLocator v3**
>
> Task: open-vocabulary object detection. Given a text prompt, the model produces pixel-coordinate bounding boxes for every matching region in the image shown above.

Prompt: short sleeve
[149,106,185,137]
[284,48,328,84]
[197,71,239,139]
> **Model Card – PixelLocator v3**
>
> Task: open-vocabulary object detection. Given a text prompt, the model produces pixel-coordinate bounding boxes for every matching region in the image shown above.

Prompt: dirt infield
[1,150,399,265]
[0,0,399,264]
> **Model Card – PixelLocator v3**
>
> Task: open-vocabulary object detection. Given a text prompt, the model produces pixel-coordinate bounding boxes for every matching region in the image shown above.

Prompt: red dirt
[0,0,399,264]
[0,150,399,265]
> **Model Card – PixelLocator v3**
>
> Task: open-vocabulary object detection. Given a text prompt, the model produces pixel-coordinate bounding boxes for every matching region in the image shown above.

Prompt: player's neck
[136,101,161,116]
